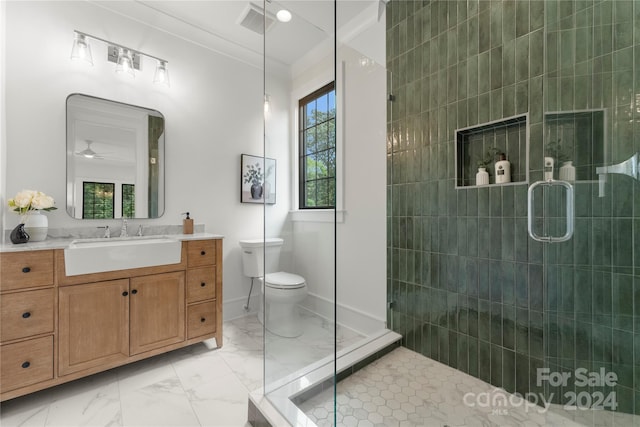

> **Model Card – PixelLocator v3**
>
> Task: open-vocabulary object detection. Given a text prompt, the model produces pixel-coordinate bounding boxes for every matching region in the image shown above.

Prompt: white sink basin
[64,236,182,276]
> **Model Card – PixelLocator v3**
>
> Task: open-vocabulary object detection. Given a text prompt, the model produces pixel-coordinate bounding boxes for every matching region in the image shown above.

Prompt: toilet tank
[239,238,283,277]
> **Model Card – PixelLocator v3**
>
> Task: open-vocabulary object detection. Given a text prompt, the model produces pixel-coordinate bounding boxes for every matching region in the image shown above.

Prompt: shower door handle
[527,180,574,243]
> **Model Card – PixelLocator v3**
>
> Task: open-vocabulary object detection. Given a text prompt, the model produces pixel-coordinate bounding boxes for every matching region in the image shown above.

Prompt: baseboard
[223,294,259,321]
[300,292,386,336]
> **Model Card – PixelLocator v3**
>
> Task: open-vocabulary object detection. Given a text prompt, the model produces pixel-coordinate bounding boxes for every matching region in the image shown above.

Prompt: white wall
[2,1,290,320]
[288,19,388,335]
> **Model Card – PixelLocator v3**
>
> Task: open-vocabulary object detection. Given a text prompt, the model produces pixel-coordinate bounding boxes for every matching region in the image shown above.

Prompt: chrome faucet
[595,152,639,197]
[98,225,110,238]
[120,218,128,237]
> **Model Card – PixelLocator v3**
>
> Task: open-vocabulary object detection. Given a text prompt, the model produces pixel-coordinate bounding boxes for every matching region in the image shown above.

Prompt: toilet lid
[265,272,306,289]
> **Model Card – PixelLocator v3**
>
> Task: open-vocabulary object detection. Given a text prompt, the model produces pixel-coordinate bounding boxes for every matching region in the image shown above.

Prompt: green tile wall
[387,0,639,415]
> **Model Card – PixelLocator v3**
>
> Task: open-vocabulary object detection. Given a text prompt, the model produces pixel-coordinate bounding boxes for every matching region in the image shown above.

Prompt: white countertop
[0,232,223,253]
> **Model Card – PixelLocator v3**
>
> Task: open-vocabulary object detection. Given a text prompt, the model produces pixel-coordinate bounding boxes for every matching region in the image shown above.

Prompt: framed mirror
[66,94,165,219]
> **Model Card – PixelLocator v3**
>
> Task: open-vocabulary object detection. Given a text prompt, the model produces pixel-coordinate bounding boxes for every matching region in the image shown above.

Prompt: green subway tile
[515,0,529,38]
[489,1,502,49]
[530,0,544,31]
[515,353,529,395]
[457,334,469,374]
[503,349,516,393]
[491,344,503,387]
[529,310,543,359]
[468,337,479,377]
[438,326,449,365]
[466,257,479,297]
[478,50,490,94]
[503,305,515,351]
[448,331,458,368]
[515,307,528,355]
[515,219,528,262]
[574,268,592,319]
[503,39,516,87]
[478,8,490,53]
[515,35,529,83]
[530,29,544,78]
[478,299,491,342]
[490,47,503,91]
[502,261,515,306]
[502,218,515,262]
[479,340,491,383]
[491,301,502,345]
[502,0,516,43]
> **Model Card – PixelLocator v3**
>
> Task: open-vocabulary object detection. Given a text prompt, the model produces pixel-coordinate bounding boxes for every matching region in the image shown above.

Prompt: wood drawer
[1,289,54,342]
[1,336,53,393]
[187,301,216,339]
[186,267,216,303]
[0,251,54,292]
[187,240,215,268]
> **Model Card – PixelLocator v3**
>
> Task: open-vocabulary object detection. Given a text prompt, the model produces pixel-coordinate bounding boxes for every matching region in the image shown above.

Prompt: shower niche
[455,114,529,188]
[544,109,605,182]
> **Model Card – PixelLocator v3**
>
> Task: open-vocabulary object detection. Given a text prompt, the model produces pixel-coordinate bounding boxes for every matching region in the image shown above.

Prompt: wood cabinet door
[129,272,185,355]
[58,279,129,376]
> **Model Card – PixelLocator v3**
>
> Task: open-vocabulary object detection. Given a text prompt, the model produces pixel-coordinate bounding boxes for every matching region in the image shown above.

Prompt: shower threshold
[248,329,402,426]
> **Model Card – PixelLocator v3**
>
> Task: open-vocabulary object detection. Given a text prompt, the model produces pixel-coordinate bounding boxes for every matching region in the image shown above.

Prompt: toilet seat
[264,272,306,289]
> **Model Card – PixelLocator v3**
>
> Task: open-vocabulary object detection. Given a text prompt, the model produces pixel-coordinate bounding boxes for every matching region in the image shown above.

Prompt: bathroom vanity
[0,234,222,401]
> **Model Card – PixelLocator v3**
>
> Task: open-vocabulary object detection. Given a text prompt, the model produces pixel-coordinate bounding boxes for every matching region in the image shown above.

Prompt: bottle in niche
[495,153,511,184]
[559,161,575,182]
[476,167,489,186]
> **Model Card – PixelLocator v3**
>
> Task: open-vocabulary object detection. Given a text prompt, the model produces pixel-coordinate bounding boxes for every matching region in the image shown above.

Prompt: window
[122,184,135,218]
[82,182,114,219]
[299,82,336,209]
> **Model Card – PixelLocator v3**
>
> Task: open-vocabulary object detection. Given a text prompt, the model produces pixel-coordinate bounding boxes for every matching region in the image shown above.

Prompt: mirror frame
[65,93,165,220]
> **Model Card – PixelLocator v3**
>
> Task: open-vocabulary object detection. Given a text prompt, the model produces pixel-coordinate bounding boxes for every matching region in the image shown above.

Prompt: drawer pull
[200,250,206,256]
[21,361,30,369]
[122,291,129,297]
[22,312,31,319]
[22,267,31,273]
[200,317,206,323]
[200,282,206,287]
[131,289,138,295]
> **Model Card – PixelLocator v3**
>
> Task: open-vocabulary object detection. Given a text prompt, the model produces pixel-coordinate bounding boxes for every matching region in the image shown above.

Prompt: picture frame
[241,154,276,204]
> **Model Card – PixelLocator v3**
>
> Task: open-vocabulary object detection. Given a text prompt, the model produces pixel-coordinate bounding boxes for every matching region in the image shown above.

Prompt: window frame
[298,81,336,210]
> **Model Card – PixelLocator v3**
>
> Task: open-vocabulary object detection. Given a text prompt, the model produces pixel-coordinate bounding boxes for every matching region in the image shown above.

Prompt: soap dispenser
[182,212,194,234]
[495,153,511,184]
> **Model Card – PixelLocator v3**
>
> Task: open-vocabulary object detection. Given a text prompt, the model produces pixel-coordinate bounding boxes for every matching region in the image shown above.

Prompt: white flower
[12,190,35,208]
[31,192,55,210]
[8,189,57,215]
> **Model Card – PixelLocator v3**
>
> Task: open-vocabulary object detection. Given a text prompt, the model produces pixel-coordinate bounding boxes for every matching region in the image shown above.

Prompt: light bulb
[276,9,292,23]
[116,48,135,78]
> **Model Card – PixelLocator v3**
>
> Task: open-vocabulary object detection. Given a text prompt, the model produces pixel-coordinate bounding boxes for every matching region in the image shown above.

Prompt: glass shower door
[536,1,639,422]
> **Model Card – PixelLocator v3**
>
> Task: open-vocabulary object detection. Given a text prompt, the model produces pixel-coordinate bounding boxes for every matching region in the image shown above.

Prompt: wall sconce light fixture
[70,30,170,86]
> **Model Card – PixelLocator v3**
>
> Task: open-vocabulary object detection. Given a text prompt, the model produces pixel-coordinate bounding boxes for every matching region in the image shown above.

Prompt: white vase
[24,211,48,242]
[476,167,489,186]
[559,161,575,182]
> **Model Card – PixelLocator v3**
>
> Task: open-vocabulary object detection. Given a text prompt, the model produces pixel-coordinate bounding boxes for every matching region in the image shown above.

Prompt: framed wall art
[241,154,276,204]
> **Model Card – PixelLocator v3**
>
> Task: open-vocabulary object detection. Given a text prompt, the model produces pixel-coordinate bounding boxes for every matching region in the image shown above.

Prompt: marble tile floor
[0,311,362,427]
[299,347,640,427]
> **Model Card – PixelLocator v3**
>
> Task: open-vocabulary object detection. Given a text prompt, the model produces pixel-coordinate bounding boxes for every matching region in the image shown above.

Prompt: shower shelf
[455,114,529,188]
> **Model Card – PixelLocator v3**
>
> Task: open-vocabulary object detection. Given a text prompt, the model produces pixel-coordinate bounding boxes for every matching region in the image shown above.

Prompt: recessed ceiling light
[276,9,292,23]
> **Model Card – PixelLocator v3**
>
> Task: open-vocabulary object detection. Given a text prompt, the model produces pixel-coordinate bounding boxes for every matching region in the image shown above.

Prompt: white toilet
[239,238,307,338]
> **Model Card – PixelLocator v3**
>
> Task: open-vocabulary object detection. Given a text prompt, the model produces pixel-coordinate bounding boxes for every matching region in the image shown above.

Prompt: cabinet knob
[21,361,30,369]
[200,282,206,287]
[131,289,138,295]
[122,291,129,297]
[200,317,206,323]
[22,267,31,273]
[22,312,31,319]
[200,250,206,256]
